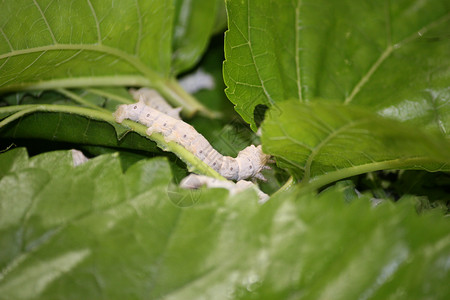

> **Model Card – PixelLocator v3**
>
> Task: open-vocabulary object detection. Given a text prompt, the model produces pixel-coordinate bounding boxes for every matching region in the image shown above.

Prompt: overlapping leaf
[172,0,221,74]
[224,0,450,131]
[0,149,449,299]
[262,101,450,188]
[0,104,159,153]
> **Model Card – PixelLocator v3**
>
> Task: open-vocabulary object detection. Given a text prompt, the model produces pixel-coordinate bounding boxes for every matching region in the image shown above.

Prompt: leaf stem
[300,157,448,192]
[0,107,43,129]
[1,76,221,119]
[154,78,222,119]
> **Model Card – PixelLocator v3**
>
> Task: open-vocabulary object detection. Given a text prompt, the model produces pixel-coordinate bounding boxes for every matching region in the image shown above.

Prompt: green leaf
[212,0,227,35]
[187,35,234,114]
[0,0,216,117]
[224,0,450,131]
[262,101,450,189]
[0,104,150,151]
[0,0,172,88]
[172,0,220,74]
[0,148,449,299]
[0,90,73,106]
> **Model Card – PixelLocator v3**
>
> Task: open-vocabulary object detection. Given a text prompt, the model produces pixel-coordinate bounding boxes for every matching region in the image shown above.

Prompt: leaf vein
[344,11,450,105]
[54,49,83,67]
[294,0,303,102]
[86,0,102,44]
[0,57,10,73]
[303,120,366,182]
[0,28,14,51]
[247,0,274,105]
[0,44,157,82]
[134,0,142,56]
[344,47,392,105]
[32,0,57,44]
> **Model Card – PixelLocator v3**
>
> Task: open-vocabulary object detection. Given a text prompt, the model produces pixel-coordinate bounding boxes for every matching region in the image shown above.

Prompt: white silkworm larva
[180,174,269,203]
[178,68,215,94]
[129,88,182,119]
[113,99,271,181]
[71,149,89,167]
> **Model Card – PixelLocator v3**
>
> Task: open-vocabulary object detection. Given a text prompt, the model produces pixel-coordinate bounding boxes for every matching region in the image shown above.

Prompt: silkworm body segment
[114,99,270,181]
[130,88,182,119]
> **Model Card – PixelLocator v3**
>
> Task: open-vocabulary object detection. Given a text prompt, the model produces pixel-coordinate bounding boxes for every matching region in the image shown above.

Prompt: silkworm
[71,149,89,167]
[180,174,269,203]
[129,88,182,119]
[113,99,270,181]
[178,68,215,93]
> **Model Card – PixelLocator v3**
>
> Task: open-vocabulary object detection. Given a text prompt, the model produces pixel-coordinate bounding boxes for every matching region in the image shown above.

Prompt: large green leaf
[0,0,172,88]
[0,0,217,116]
[0,148,449,299]
[262,101,450,188]
[224,0,450,131]
[0,104,158,153]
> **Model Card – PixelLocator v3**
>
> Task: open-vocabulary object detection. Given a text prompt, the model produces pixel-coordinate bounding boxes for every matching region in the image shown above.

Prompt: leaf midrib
[294,0,303,102]
[303,157,449,191]
[246,0,274,105]
[344,11,450,105]
[302,119,367,182]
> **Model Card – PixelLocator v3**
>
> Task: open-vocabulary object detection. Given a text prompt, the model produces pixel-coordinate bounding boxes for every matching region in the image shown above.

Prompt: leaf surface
[0,0,172,90]
[0,148,449,299]
[224,0,450,131]
[0,1,220,116]
[172,0,219,74]
[262,101,450,188]
[0,104,157,152]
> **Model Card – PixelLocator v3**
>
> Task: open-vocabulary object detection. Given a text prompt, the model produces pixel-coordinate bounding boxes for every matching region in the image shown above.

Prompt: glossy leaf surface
[0,149,449,299]
[224,0,450,131]
[0,0,172,90]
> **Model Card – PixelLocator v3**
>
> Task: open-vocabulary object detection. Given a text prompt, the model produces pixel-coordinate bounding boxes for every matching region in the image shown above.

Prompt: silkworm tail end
[113,105,127,123]
[180,174,204,189]
[146,127,156,136]
[254,173,267,182]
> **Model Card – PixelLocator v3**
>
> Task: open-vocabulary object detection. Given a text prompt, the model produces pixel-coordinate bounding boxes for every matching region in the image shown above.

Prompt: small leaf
[172,0,220,74]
